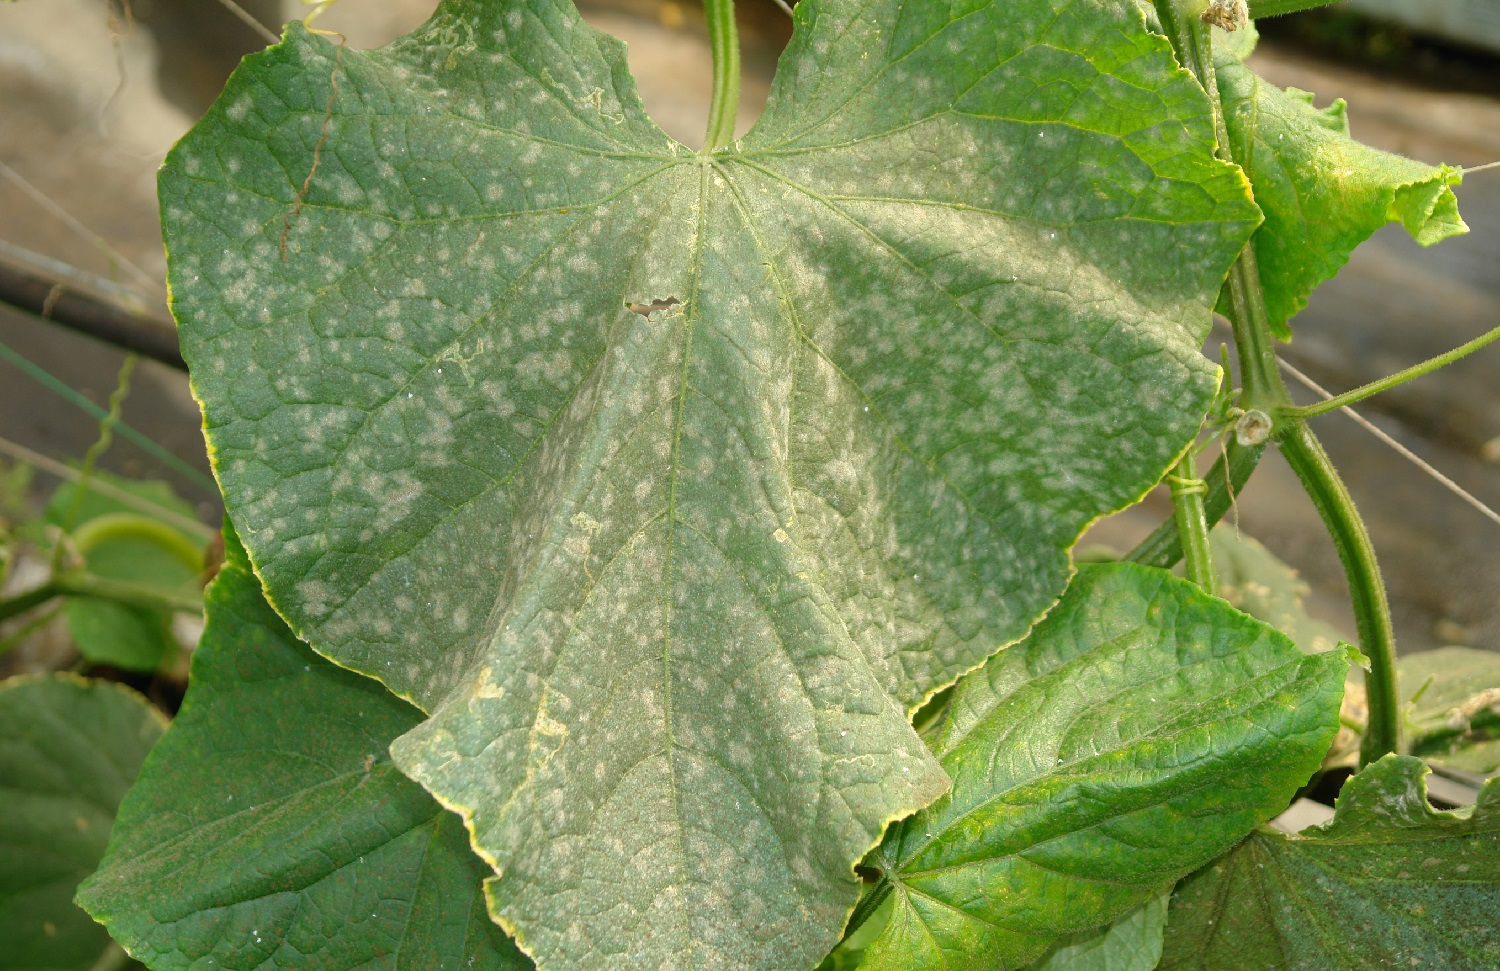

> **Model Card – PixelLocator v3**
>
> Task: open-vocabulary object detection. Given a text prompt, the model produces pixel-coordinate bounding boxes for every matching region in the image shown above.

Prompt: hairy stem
[1169,452,1217,591]
[1278,421,1400,763]
[0,581,62,625]
[1287,322,1500,419]
[1127,440,1262,568]
[1155,0,1400,758]
[703,0,741,153]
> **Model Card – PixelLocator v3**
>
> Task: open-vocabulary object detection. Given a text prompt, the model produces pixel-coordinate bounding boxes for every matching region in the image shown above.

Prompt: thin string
[770,0,795,15]
[1463,160,1500,175]
[0,161,163,297]
[213,0,281,45]
[1277,356,1500,530]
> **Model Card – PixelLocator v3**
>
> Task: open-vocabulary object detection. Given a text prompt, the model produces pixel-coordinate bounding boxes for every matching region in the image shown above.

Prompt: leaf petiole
[703,0,741,152]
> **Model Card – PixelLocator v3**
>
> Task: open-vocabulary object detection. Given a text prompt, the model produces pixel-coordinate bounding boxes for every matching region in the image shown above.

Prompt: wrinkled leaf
[859,563,1350,971]
[1028,890,1169,971]
[1215,39,1467,337]
[1211,29,1465,330]
[163,0,1258,965]
[0,675,163,971]
[76,527,529,971]
[1401,646,1500,774]
[1206,525,1343,655]
[1160,755,1500,970]
[42,476,204,671]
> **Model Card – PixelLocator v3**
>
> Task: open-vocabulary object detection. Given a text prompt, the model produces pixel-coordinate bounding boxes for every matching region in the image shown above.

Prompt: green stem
[1169,452,1217,591]
[0,604,61,660]
[53,572,203,614]
[0,580,62,625]
[702,0,741,153]
[1127,440,1262,568]
[1278,420,1401,764]
[1155,0,1400,761]
[1285,322,1500,419]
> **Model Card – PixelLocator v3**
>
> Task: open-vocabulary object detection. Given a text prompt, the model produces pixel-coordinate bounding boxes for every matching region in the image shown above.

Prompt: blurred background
[1,0,1498,679]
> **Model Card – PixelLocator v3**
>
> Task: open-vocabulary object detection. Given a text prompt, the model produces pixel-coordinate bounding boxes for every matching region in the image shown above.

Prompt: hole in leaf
[628,296,681,316]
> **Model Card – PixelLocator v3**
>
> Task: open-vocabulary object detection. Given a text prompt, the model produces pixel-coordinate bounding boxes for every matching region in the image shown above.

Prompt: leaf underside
[0,676,163,971]
[162,0,1257,966]
[860,563,1350,971]
[76,527,529,971]
[1160,756,1500,971]
[1028,890,1169,971]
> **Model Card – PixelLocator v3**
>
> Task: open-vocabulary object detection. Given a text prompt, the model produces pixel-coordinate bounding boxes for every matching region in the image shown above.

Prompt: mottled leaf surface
[0,676,163,971]
[1215,41,1467,337]
[1028,891,1168,971]
[162,1,1258,966]
[860,564,1349,971]
[76,529,528,971]
[1160,755,1500,971]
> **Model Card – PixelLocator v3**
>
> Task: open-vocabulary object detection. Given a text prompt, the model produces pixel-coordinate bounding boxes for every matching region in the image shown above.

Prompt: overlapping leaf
[0,675,163,971]
[1027,891,1169,971]
[859,564,1349,971]
[162,0,1259,966]
[1214,30,1467,337]
[1206,525,1343,655]
[1160,755,1500,970]
[76,527,528,971]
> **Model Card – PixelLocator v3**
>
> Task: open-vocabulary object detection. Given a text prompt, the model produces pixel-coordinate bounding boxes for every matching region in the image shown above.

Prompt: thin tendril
[1463,160,1500,175]
[1278,357,1500,530]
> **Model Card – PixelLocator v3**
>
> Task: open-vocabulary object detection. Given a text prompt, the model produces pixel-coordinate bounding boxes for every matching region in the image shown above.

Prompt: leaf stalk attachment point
[703,0,741,153]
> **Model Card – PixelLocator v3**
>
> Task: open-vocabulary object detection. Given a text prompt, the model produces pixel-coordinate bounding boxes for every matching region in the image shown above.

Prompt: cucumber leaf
[1027,890,1169,971]
[1214,43,1467,337]
[859,563,1350,971]
[161,1,1258,966]
[1159,755,1500,970]
[0,675,164,971]
[1400,646,1500,774]
[76,527,529,971]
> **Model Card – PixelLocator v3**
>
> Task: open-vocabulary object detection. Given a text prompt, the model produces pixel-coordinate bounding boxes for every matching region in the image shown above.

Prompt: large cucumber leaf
[76,526,529,971]
[1159,755,1500,970]
[1214,31,1467,337]
[0,675,164,971]
[1027,890,1170,971]
[161,1,1258,966]
[859,564,1350,971]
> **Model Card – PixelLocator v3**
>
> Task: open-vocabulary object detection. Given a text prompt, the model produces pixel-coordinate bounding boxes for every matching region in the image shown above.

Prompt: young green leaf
[162,1,1258,966]
[76,528,529,971]
[1214,37,1467,337]
[859,564,1350,971]
[0,675,164,971]
[1159,755,1500,970]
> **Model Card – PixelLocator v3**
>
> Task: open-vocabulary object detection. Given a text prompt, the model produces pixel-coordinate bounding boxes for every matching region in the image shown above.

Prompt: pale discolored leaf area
[76,527,530,971]
[1213,27,1467,337]
[1159,756,1500,970]
[0,676,164,971]
[161,0,1258,966]
[860,564,1350,971]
